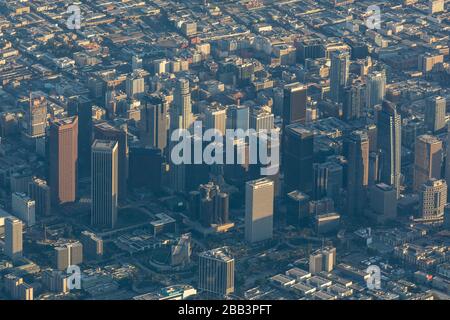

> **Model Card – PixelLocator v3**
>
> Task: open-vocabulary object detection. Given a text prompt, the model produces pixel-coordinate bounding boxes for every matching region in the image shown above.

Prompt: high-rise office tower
[342,82,364,121]
[245,178,274,243]
[125,72,145,99]
[377,100,402,198]
[344,130,369,216]
[227,105,249,131]
[286,190,310,226]
[425,96,446,133]
[54,242,83,271]
[198,247,234,296]
[42,269,70,294]
[11,192,35,227]
[366,70,386,109]
[313,161,343,203]
[419,179,447,219]
[368,151,380,186]
[129,147,163,191]
[330,51,350,104]
[189,182,229,227]
[68,95,93,177]
[105,89,118,117]
[80,230,103,260]
[26,91,47,138]
[4,274,33,300]
[284,124,314,194]
[309,247,336,274]
[28,178,51,216]
[413,134,442,192]
[446,125,450,192]
[173,78,193,130]
[5,217,23,260]
[403,119,427,149]
[140,95,168,152]
[91,140,118,229]
[205,105,227,135]
[235,61,254,86]
[94,122,128,202]
[445,204,450,229]
[367,123,378,153]
[250,109,274,132]
[153,59,167,75]
[49,116,78,206]
[296,38,324,63]
[283,82,307,127]
[369,183,397,221]
[419,52,444,74]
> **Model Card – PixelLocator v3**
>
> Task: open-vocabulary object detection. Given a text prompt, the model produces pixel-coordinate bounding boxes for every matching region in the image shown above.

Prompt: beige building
[205,105,227,135]
[419,179,447,219]
[5,217,23,260]
[309,247,337,274]
[198,247,234,296]
[245,178,274,243]
[429,0,445,14]
[414,135,442,192]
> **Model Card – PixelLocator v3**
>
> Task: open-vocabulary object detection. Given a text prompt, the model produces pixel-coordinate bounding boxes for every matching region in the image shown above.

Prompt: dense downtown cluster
[0,0,449,301]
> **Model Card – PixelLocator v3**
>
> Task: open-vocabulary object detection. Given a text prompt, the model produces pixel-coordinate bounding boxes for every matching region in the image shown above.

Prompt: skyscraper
[286,190,310,226]
[369,183,397,221]
[189,182,229,227]
[309,247,336,274]
[26,91,47,138]
[91,140,118,229]
[94,122,128,202]
[80,230,103,260]
[11,192,35,227]
[445,125,450,192]
[250,109,274,133]
[419,179,447,220]
[4,274,33,300]
[68,95,93,177]
[129,147,163,192]
[5,217,23,260]
[28,178,51,216]
[283,82,307,126]
[140,94,168,152]
[245,178,274,243]
[425,96,446,133]
[173,78,193,130]
[49,116,78,206]
[125,72,145,99]
[227,105,249,131]
[284,124,314,194]
[413,134,442,192]
[205,105,227,135]
[313,161,343,203]
[367,123,378,153]
[330,51,350,104]
[369,151,380,186]
[342,82,364,121]
[344,130,369,216]
[377,101,402,198]
[54,242,83,271]
[198,247,234,296]
[366,70,386,109]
